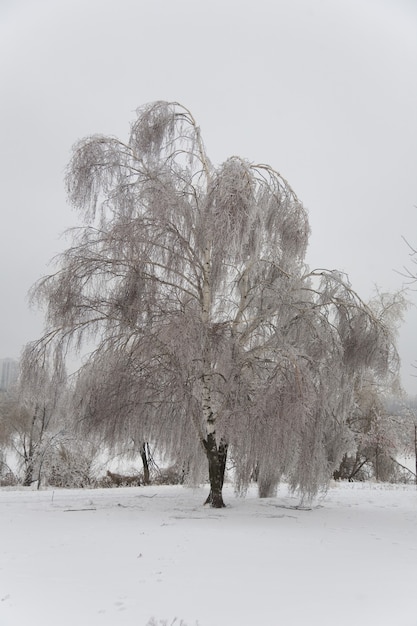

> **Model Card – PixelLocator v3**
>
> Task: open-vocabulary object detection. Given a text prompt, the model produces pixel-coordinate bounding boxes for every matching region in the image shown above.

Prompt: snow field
[1,482,417,626]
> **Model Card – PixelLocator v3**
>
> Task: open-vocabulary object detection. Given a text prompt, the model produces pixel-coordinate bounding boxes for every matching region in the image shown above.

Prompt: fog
[0,0,416,391]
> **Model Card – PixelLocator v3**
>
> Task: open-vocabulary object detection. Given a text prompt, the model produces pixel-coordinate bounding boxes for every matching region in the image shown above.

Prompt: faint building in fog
[0,358,18,391]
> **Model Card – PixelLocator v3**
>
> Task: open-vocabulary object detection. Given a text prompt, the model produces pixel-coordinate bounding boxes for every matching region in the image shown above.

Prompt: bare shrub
[105,470,141,487]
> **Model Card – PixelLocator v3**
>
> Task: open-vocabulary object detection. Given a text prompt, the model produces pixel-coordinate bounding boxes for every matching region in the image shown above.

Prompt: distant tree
[0,390,17,482]
[385,394,417,484]
[333,291,407,482]
[30,101,398,506]
[42,435,104,488]
[0,392,12,447]
[401,396,417,483]
[335,379,402,482]
[12,346,68,487]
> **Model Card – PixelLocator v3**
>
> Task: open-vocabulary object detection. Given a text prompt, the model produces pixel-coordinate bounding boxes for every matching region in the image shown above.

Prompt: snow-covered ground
[1,481,417,626]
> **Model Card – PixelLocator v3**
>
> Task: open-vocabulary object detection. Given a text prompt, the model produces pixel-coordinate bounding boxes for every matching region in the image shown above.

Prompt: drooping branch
[29,100,401,503]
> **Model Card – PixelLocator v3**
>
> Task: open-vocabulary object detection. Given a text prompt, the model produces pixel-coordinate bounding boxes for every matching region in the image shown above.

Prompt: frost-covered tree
[333,291,407,483]
[401,395,417,483]
[31,101,398,506]
[11,346,68,487]
[0,390,18,483]
[385,394,417,484]
[335,379,401,482]
[74,349,204,484]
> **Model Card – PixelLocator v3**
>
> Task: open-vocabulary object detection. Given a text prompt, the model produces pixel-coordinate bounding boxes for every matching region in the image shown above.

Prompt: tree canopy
[31,101,400,505]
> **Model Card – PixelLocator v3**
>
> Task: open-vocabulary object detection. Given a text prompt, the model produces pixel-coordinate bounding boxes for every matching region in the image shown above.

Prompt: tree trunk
[203,435,228,508]
[140,442,150,485]
[23,458,35,487]
[22,434,35,486]
[375,443,380,481]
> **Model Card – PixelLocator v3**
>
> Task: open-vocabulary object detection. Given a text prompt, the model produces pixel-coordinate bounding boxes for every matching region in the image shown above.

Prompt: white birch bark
[201,244,215,438]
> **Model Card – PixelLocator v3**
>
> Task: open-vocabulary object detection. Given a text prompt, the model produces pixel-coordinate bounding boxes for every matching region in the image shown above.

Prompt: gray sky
[1,0,416,393]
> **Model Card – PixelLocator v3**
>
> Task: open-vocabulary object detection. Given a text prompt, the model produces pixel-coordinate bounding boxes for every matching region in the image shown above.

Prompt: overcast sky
[1,0,416,393]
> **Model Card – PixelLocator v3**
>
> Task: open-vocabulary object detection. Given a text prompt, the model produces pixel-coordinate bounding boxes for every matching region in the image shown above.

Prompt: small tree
[0,390,18,483]
[31,102,398,505]
[42,435,103,488]
[402,396,417,483]
[338,382,401,482]
[10,346,69,487]
[385,394,417,484]
[333,291,407,483]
